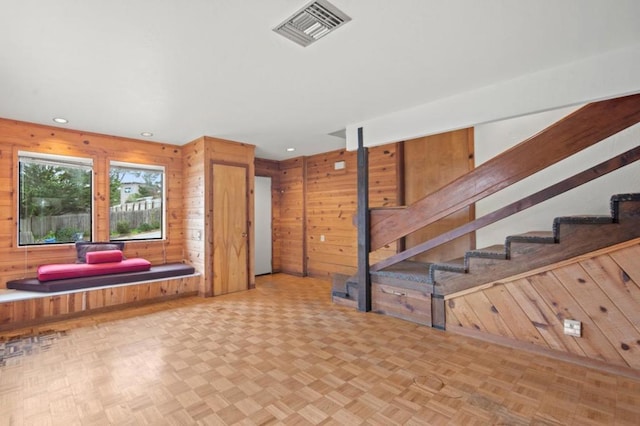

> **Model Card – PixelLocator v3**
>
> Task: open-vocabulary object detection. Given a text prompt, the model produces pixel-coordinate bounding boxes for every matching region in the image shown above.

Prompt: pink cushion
[86,249,123,264]
[38,258,151,282]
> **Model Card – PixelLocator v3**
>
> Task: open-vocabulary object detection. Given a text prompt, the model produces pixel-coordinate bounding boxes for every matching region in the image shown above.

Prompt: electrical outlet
[320,234,325,242]
[564,319,582,337]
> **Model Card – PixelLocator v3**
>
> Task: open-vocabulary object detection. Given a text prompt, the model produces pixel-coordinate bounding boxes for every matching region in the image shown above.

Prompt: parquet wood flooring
[1,274,639,425]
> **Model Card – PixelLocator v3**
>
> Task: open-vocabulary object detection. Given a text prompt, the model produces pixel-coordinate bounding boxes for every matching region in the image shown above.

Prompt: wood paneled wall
[404,129,475,262]
[306,146,400,279]
[182,138,206,294]
[446,239,640,370]
[278,157,306,276]
[182,136,255,295]
[274,145,400,280]
[0,118,185,289]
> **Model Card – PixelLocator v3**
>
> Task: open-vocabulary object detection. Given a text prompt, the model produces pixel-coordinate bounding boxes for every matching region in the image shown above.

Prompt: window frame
[17,151,94,247]
[109,160,166,242]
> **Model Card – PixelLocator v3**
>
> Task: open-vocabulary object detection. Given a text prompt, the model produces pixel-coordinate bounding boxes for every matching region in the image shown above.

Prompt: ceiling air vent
[273,0,351,47]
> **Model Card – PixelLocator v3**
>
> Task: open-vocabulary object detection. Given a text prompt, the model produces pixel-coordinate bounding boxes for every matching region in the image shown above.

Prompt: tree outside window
[18,152,92,245]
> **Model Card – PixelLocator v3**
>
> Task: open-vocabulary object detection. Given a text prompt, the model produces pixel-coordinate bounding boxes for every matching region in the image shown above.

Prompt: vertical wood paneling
[446,241,640,370]
[182,138,207,294]
[0,118,185,289]
[403,129,475,263]
[304,146,399,280]
[279,157,306,276]
[183,136,255,295]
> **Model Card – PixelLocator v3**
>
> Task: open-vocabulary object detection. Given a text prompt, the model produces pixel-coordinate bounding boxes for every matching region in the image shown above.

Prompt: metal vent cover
[273,0,351,47]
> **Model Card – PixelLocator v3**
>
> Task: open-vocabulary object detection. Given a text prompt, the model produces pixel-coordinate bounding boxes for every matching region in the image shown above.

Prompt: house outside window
[18,152,93,246]
[109,162,164,241]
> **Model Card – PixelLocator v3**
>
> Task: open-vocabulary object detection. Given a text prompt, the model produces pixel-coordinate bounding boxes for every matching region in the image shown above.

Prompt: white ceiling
[1,0,639,160]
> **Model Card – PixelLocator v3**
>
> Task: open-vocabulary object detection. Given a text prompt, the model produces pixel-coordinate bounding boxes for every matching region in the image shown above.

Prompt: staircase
[333,193,640,328]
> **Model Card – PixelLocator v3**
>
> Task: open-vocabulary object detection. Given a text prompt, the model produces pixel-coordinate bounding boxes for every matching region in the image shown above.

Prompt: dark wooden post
[357,127,371,311]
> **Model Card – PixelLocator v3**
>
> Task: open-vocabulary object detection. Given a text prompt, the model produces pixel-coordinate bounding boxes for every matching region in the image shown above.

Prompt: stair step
[331,273,357,299]
[430,258,466,273]
[466,244,508,260]
[507,231,556,244]
[371,260,432,283]
[553,214,613,230]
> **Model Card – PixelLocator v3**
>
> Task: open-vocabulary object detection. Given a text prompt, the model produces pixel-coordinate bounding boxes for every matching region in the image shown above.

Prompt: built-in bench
[6,263,195,292]
[0,263,200,331]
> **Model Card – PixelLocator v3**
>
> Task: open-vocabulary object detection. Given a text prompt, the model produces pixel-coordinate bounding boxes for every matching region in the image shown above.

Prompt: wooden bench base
[0,273,200,331]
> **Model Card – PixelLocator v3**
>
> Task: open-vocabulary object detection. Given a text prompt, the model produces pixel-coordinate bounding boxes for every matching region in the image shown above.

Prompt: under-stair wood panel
[580,255,640,332]
[610,245,640,285]
[446,240,640,370]
[504,277,584,354]
[553,264,640,369]
[528,270,626,365]
[481,285,546,346]
[370,93,640,251]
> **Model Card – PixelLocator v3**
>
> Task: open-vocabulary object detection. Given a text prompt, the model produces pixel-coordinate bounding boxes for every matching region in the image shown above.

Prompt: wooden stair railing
[370,145,640,271]
[369,93,640,252]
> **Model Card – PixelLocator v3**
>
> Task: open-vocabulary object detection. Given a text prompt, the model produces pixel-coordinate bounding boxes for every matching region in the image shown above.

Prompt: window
[18,152,93,246]
[109,162,164,241]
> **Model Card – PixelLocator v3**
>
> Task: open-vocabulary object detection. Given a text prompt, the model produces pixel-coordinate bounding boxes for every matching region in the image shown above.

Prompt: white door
[254,176,272,275]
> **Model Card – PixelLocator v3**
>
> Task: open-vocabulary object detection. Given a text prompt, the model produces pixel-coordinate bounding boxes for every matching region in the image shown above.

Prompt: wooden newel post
[357,127,371,311]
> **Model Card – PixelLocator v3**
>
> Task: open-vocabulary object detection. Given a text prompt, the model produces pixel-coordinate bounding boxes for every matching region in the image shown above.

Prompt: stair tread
[469,244,506,253]
[373,260,432,283]
[509,231,554,238]
[467,245,507,259]
[555,215,613,222]
[432,256,465,267]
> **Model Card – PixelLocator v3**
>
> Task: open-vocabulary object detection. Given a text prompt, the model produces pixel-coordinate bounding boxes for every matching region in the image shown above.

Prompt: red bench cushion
[37,258,151,282]
[86,249,123,264]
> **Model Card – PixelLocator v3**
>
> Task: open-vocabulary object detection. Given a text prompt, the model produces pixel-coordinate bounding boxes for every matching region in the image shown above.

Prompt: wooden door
[212,163,249,295]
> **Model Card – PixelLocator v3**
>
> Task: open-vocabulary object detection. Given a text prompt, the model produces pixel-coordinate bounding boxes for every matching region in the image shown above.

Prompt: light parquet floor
[1,274,639,425]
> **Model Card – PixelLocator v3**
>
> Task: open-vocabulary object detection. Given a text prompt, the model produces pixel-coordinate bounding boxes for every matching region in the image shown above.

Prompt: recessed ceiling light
[53,117,68,124]
[286,147,296,152]
[140,132,153,137]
